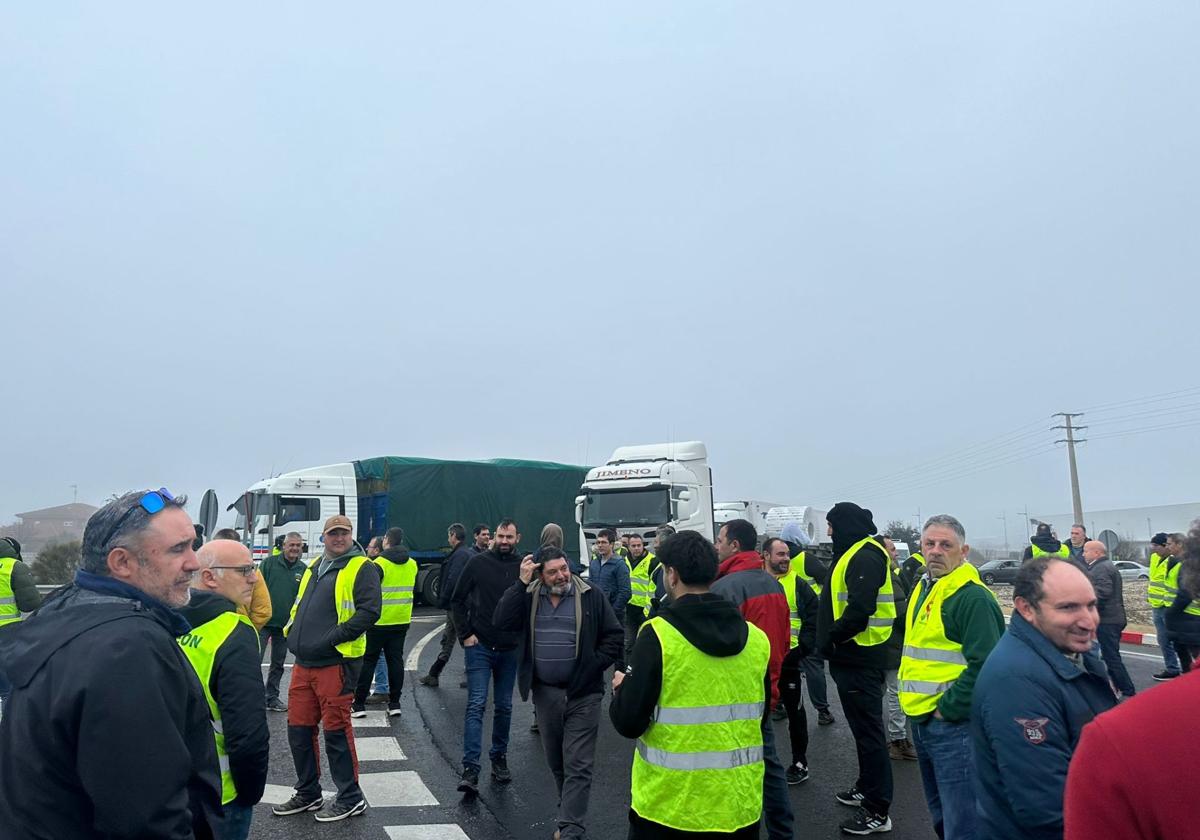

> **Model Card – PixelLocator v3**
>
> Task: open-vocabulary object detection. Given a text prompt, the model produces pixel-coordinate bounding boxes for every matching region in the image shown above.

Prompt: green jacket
[259,554,307,630]
[0,543,42,613]
[908,575,1005,724]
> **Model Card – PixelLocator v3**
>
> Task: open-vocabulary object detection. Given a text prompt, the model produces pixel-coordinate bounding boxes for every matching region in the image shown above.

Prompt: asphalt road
[250,607,1169,840]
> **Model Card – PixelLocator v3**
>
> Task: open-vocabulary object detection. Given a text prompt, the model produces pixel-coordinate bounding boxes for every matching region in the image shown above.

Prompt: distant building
[1027,502,1200,561]
[0,502,98,556]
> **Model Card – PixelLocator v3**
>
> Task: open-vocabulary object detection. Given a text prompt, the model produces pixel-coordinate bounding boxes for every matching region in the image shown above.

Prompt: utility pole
[1053,413,1087,528]
[997,511,1010,552]
[70,484,78,504]
[914,507,922,531]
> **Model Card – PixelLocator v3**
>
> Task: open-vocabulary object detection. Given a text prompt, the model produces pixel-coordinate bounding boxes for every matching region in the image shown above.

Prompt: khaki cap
[323,514,353,534]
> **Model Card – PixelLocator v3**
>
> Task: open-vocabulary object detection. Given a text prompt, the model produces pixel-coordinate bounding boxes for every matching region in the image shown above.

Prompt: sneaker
[786,763,809,785]
[272,793,323,816]
[458,766,479,794]
[818,708,836,726]
[265,699,288,713]
[366,691,389,705]
[899,738,918,760]
[888,739,917,761]
[387,702,402,717]
[841,806,892,835]
[1153,670,1181,681]
[771,704,787,722]
[836,787,866,807]
[491,755,513,783]
[419,674,440,687]
[350,704,367,718]
[313,798,367,822]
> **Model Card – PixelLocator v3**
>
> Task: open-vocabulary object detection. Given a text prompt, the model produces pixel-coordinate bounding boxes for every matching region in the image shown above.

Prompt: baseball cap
[323,514,353,534]
[1151,532,1169,546]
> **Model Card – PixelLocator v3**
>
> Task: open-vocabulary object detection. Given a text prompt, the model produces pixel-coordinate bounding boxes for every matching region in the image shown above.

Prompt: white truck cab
[233,462,359,562]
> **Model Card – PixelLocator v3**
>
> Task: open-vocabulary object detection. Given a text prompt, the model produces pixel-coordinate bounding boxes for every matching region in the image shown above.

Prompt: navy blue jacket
[437,542,473,610]
[588,554,631,616]
[971,612,1116,840]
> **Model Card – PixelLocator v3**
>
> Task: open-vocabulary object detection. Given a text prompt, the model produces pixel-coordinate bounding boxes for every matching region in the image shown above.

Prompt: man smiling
[971,557,1116,840]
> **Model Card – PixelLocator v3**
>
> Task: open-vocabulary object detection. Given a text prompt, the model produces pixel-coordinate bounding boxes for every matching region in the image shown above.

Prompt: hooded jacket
[178,590,269,807]
[1022,532,1066,562]
[493,574,624,701]
[0,538,41,613]
[0,572,221,839]
[286,546,381,667]
[711,550,790,706]
[817,502,890,669]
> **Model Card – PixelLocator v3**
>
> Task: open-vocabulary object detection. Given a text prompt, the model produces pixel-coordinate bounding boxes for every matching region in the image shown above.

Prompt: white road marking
[406,623,446,672]
[354,735,407,761]
[358,771,439,807]
[351,711,392,728]
[1122,649,1165,660]
[260,663,293,669]
[385,826,470,840]
[258,783,333,806]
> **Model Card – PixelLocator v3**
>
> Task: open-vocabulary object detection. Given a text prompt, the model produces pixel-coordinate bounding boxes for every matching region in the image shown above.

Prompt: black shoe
[1153,670,1181,681]
[836,787,865,807]
[387,702,402,717]
[530,720,540,734]
[458,766,479,794]
[366,692,389,705]
[818,708,836,726]
[460,678,468,688]
[786,763,809,785]
[272,793,324,816]
[313,799,367,822]
[841,806,892,835]
[419,674,439,687]
[265,699,288,712]
[491,755,512,783]
[771,704,787,721]
[350,703,367,718]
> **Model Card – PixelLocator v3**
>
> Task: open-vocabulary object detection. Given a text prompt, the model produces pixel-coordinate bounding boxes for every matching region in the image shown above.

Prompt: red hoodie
[711,551,790,706]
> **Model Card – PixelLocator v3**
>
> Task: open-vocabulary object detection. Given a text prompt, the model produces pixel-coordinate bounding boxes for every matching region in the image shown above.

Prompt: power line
[857,446,1057,504]
[1079,384,1200,416]
[1086,416,1200,442]
[1084,400,1200,427]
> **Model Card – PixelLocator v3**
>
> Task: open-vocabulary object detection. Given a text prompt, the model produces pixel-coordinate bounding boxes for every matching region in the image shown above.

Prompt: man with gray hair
[1078,540,1136,699]
[899,515,1004,839]
[0,489,222,838]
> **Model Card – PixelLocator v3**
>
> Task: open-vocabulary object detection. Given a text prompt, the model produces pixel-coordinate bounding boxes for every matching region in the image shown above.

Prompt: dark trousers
[829,661,892,817]
[287,662,363,806]
[428,611,457,677]
[532,684,603,840]
[779,651,809,767]
[1096,624,1136,696]
[624,605,646,663]
[354,623,409,705]
[760,712,794,840]
[259,626,288,703]
[1174,640,1200,673]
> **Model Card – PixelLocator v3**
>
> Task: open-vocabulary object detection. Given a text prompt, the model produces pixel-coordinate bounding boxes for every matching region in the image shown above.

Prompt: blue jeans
[372,656,389,694]
[218,802,254,840]
[1153,607,1182,674]
[912,716,977,840]
[462,643,519,770]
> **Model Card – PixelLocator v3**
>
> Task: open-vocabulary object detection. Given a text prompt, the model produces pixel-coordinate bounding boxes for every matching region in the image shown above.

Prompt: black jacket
[1165,559,1200,645]
[451,548,523,650]
[884,565,910,670]
[781,573,819,670]
[178,591,269,808]
[493,575,624,701]
[0,574,221,839]
[817,540,892,670]
[437,542,473,610]
[286,548,381,667]
[1021,534,1065,562]
[1075,557,1126,626]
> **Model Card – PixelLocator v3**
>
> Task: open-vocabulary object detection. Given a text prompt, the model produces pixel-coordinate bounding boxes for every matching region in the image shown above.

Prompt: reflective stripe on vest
[1163,560,1200,617]
[177,611,256,804]
[898,561,993,716]
[1030,544,1070,559]
[374,557,418,626]
[629,552,655,609]
[284,555,371,658]
[0,558,20,627]
[631,617,770,833]
[794,551,822,596]
[1148,552,1170,608]
[829,538,896,646]
[776,569,801,650]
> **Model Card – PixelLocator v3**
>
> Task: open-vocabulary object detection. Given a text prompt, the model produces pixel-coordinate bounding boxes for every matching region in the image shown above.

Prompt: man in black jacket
[182,538,270,840]
[494,545,623,840]
[451,518,524,793]
[276,514,381,823]
[1080,540,1137,698]
[817,502,894,835]
[0,490,222,839]
[420,523,473,688]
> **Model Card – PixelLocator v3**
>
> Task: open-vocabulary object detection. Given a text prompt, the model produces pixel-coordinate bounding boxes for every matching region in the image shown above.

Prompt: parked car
[1113,560,1150,581]
[978,558,1022,585]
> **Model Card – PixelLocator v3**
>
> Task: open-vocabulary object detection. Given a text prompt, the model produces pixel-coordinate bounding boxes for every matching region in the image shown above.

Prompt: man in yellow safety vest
[624,534,657,660]
[352,527,417,718]
[0,536,41,711]
[1147,532,1182,680]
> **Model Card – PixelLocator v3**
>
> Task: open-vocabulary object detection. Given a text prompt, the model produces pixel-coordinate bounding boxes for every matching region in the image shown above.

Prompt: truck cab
[233,462,359,563]
[575,441,713,561]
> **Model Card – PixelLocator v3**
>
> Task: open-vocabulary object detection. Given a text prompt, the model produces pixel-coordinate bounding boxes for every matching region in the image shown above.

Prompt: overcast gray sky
[3,3,1197,547]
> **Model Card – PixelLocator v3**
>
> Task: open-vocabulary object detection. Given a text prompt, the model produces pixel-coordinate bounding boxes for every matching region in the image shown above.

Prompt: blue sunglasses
[101,488,177,548]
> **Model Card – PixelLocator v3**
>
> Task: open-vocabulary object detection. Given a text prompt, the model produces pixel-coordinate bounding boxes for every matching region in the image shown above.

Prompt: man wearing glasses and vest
[899,515,1004,839]
[179,538,270,840]
[818,502,896,835]
[275,514,381,823]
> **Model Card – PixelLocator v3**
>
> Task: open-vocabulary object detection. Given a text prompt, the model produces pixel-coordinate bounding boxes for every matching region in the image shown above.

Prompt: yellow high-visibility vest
[284,555,370,657]
[375,557,418,626]
[1030,543,1069,559]
[1148,552,1170,608]
[0,557,21,628]
[1163,559,1200,617]
[631,617,770,833]
[829,537,896,647]
[793,551,823,596]
[629,552,656,610]
[777,569,802,650]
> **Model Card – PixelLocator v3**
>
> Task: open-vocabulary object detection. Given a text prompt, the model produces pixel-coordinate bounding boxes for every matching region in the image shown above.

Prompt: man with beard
[452,518,525,793]
[420,523,474,688]
[818,502,896,835]
[0,490,221,839]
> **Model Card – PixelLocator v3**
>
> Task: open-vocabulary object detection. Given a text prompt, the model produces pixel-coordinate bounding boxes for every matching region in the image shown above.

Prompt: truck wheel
[420,567,441,606]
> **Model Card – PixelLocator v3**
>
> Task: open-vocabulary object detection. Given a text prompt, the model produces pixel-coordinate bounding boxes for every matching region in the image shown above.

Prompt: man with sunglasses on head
[276,514,381,823]
[179,539,270,840]
[0,489,222,839]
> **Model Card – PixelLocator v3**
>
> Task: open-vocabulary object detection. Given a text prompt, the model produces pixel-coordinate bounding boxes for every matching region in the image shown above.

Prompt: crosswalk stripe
[385,826,470,839]
[358,771,439,807]
[258,783,332,806]
[354,735,407,761]
[351,711,392,728]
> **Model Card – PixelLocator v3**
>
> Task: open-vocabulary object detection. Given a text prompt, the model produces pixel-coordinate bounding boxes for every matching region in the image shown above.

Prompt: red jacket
[1064,670,1200,840]
[711,551,790,706]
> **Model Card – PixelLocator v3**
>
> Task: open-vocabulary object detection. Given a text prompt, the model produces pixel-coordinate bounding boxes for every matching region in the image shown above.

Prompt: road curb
[999,607,1159,647]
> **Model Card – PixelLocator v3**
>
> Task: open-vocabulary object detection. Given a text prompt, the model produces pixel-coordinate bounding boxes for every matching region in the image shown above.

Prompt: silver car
[1113,560,1150,581]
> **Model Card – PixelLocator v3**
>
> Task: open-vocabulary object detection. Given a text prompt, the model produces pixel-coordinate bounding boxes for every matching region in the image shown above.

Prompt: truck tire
[419,566,441,606]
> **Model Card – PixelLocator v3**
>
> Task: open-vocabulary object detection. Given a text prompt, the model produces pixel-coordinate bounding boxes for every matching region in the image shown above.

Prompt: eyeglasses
[209,565,257,579]
[101,488,177,549]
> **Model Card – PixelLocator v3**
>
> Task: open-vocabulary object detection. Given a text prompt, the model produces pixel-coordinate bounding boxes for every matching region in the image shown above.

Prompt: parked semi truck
[233,456,590,604]
[575,441,714,559]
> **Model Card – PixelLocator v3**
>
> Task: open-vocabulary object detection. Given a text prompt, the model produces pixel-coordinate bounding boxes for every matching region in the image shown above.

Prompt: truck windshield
[581,488,671,528]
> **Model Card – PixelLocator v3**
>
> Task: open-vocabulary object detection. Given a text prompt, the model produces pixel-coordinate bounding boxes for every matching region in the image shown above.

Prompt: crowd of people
[0,489,1198,839]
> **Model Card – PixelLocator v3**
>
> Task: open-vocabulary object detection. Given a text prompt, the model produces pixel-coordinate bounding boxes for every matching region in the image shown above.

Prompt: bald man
[1078,540,1136,699]
[179,541,270,840]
